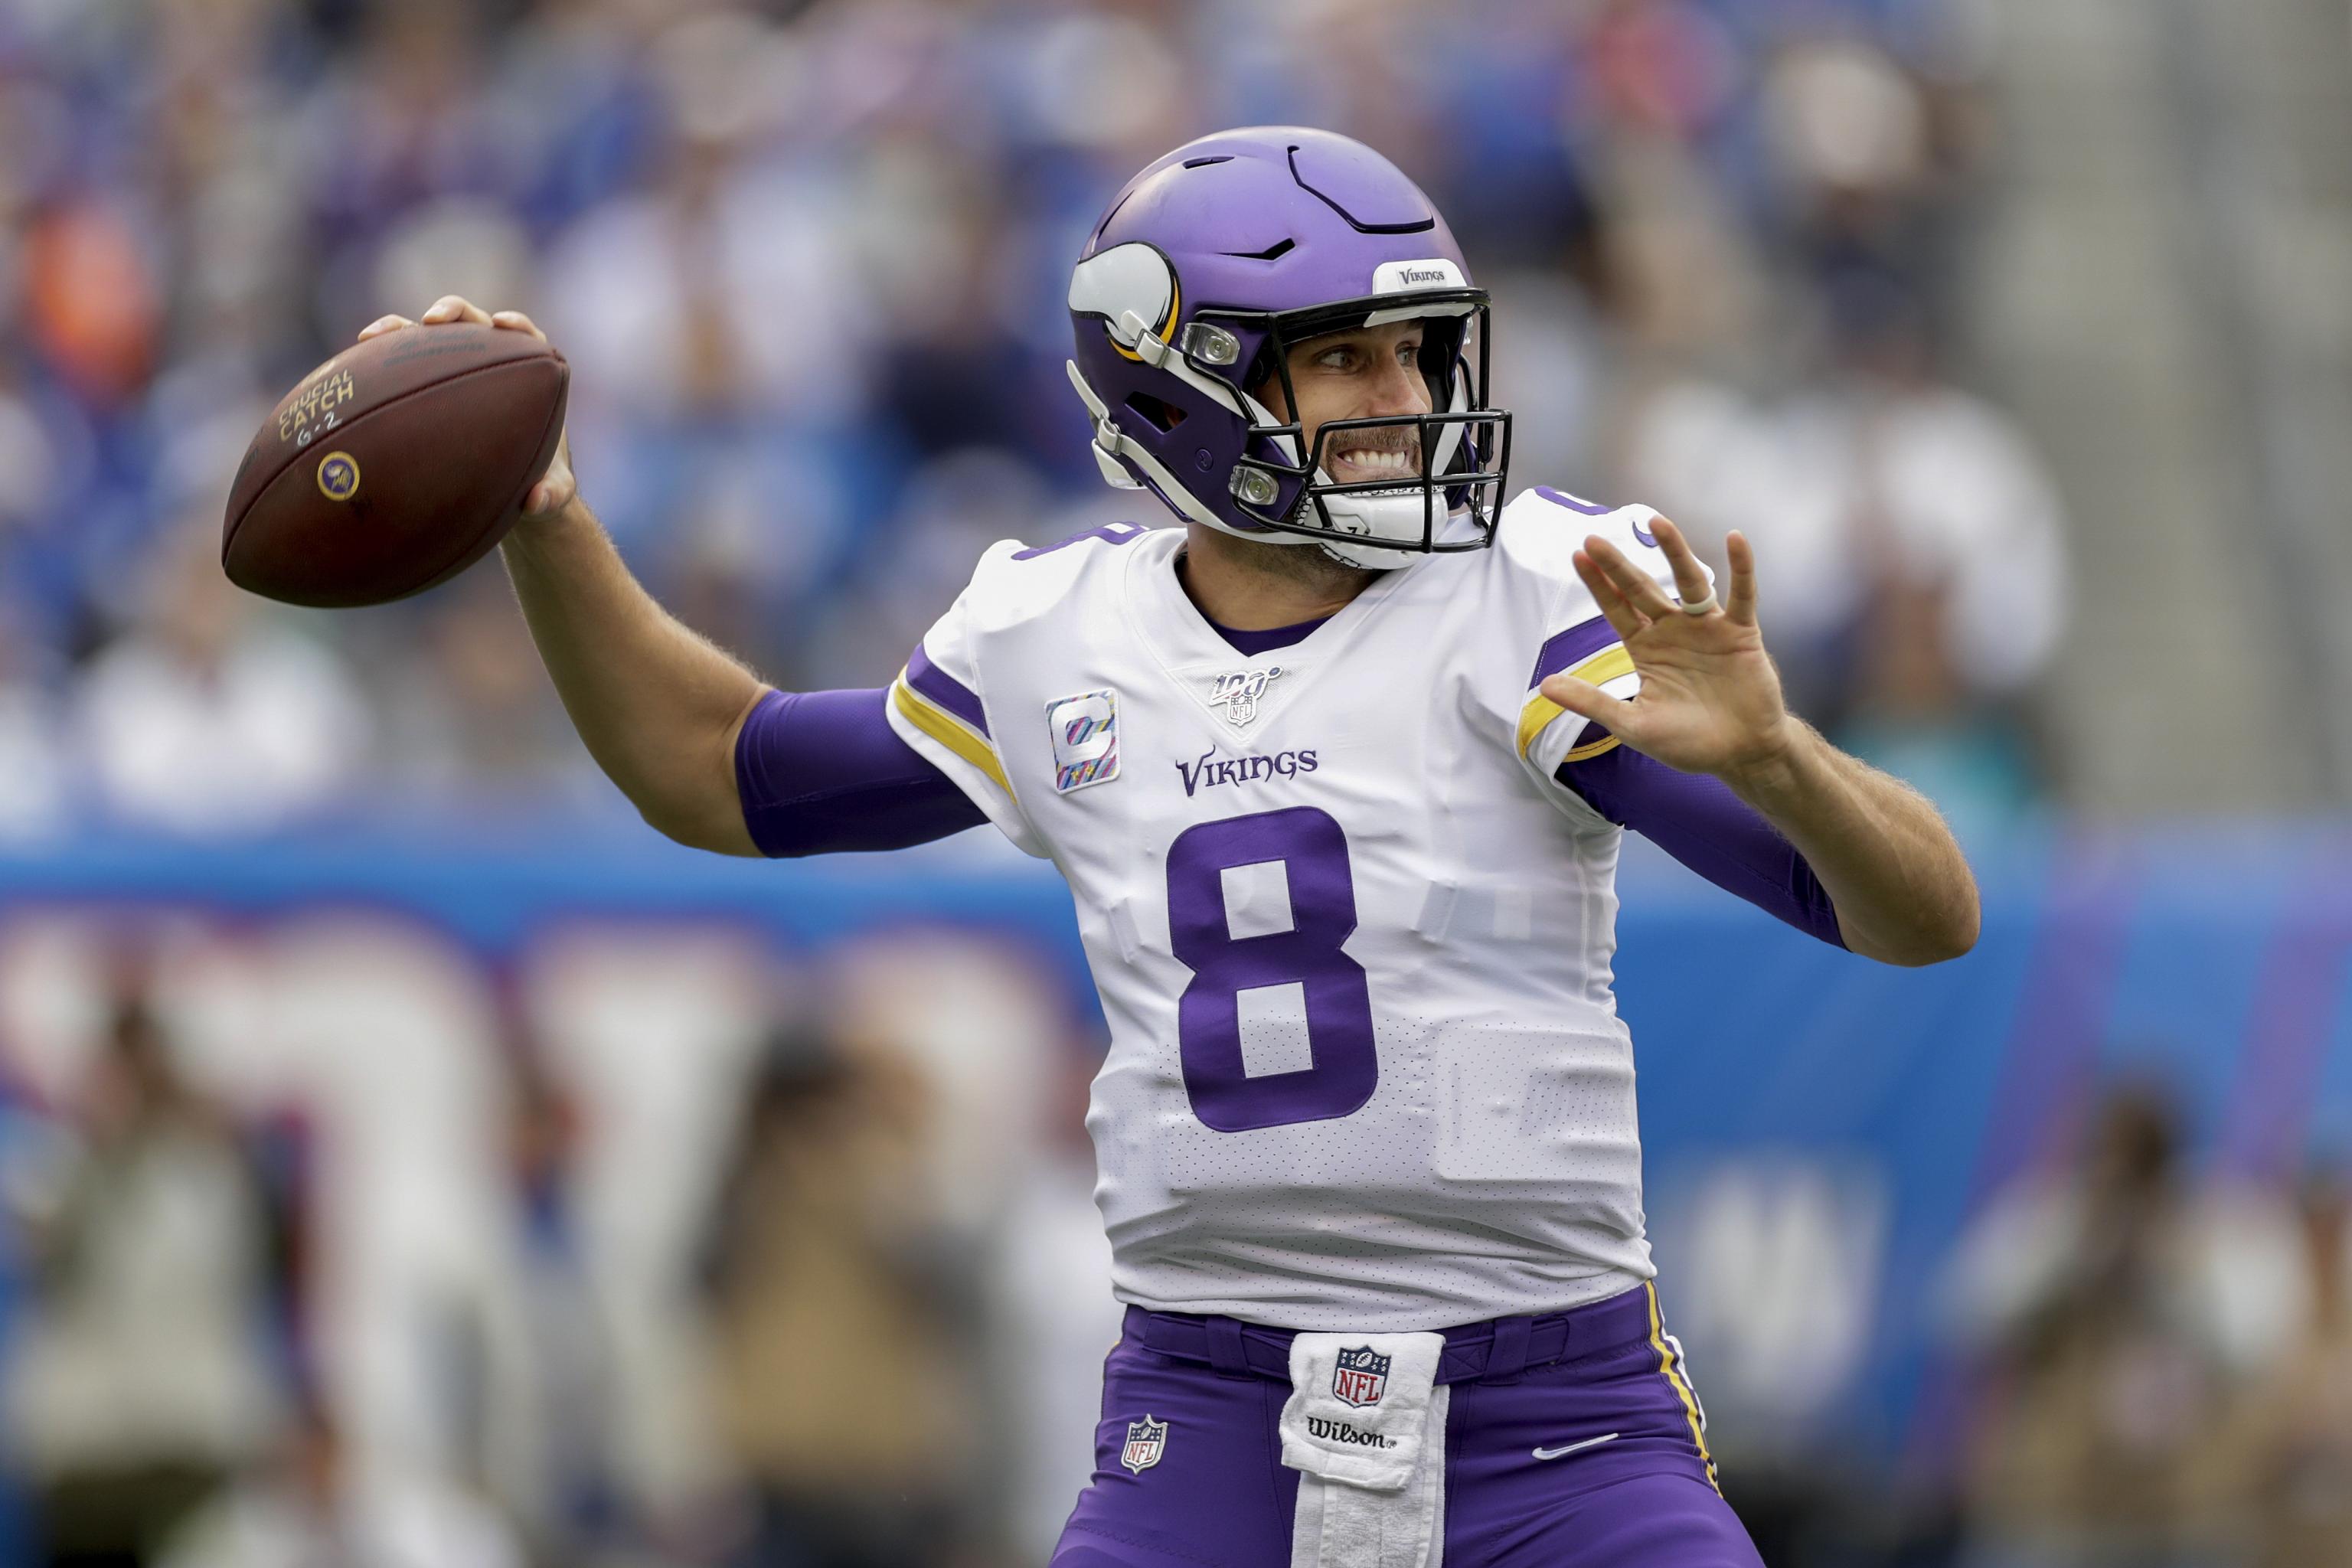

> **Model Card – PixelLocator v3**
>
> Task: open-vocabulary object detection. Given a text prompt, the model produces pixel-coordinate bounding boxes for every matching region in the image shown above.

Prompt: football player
[366,128,1975,1568]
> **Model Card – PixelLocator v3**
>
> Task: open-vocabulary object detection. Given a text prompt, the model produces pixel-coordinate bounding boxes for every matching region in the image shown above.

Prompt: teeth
[1330,449,1415,475]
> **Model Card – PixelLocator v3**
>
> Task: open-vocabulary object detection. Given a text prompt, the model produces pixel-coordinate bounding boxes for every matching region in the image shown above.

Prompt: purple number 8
[1166,807,1377,1132]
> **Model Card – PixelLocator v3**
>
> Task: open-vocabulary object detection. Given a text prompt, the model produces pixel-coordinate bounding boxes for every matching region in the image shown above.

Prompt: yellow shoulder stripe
[1516,642,1637,758]
[891,673,1012,795]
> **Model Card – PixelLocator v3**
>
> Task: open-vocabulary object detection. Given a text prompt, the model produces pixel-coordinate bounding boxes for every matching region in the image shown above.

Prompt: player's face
[1257,320,1432,488]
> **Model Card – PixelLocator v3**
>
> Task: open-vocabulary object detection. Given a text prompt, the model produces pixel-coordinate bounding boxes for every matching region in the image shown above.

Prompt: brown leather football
[223,323,568,607]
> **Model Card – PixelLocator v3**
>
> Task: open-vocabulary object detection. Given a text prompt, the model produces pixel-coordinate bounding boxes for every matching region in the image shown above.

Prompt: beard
[1230,532,1389,593]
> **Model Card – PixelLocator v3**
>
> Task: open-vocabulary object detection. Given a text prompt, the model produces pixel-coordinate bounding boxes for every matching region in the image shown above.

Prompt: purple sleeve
[1560,746,1847,949]
[733,688,987,858]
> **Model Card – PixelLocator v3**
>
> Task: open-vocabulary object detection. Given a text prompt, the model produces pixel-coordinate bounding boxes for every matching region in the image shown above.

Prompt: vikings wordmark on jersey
[884,488,1694,1332]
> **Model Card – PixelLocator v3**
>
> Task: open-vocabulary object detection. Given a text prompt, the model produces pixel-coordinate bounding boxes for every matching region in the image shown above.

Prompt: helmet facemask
[1217,292,1512,567]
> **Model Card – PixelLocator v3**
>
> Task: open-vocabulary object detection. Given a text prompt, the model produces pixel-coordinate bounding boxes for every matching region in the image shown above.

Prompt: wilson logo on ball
[315,452,361,501]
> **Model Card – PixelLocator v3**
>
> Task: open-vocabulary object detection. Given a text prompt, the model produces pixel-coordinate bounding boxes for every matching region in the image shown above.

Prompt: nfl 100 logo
[1207,665,1282,728]
[1120,1414,1168,1473]
[1331,1345,1390,1408]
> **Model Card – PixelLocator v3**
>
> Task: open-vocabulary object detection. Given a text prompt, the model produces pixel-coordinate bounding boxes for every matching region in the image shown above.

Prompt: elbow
[635,799,753,860]
[1902,911,1980,967]
[629,705,767,856]
[1854,890,1980,968]
[634,786,760,858]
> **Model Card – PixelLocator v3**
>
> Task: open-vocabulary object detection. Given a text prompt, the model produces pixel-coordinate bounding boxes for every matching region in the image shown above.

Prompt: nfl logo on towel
[1332,1346,1390,1408]
[1047,690,1120,793]
[1120,1415,1168,1473]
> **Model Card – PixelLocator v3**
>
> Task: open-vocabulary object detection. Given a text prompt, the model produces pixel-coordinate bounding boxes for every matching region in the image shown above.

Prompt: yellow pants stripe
[1646,1282,1720,1494]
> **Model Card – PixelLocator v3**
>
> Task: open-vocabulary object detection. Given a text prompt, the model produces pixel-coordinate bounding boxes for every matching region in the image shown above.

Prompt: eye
[1315,345,1357,371]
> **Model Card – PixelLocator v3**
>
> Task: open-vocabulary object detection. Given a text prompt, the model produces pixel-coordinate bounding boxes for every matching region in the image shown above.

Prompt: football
[222,323,567,608]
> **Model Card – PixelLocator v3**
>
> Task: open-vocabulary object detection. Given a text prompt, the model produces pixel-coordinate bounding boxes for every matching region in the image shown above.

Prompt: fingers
[365,299,547,346]
[421,295,494,325]
[523,433,575,517]
[1649,516,1713,609]
[1582,534,1679,620]
[1725,531,1759,626]
[1573,549,1648,642]
[1539,673,1635,738]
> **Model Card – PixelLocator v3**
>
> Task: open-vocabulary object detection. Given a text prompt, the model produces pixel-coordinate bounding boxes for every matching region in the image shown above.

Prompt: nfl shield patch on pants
[1121,1415,1168,1474]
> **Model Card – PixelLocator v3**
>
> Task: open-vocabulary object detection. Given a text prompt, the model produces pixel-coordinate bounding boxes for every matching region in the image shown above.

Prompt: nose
[1364,348,1429,417]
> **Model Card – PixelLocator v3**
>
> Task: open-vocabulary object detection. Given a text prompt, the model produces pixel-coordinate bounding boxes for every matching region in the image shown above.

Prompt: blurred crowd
[0,923,1117,1568]
[1936,1082,2352,1568]
[0,0,2068,844]
[8,939,2352,1568]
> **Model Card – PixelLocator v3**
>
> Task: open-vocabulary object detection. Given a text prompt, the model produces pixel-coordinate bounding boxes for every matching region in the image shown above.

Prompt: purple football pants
[1050,1285,1762,1568]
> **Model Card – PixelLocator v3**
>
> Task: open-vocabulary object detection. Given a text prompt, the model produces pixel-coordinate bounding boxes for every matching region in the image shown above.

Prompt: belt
[1123,1282,1657,1386]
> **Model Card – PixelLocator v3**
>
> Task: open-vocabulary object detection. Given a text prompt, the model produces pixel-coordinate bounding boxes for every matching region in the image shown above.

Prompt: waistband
[1122,1283,1658,1386]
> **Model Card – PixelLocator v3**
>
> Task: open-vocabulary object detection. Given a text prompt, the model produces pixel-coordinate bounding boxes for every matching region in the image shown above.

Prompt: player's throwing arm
[1542,517,1978,965]
[352,298,768,854]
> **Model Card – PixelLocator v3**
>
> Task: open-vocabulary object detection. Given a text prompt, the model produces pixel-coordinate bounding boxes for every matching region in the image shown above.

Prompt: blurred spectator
[73,518,370,836]
[2208,1168,2352,1568]
[0,606,67,843]
[1622,275,2066,835]
[491,1024,626,1563]
[158,1406,523,1568]
[697,1026,978,1568]
[374,573,592,809]
[983,1046,1119,1563]
[2,987,289,1567]
[1942,1083,2233,1568]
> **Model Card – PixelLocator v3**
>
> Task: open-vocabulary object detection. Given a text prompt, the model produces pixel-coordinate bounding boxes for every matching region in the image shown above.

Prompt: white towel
[1279,1331,1448,1568]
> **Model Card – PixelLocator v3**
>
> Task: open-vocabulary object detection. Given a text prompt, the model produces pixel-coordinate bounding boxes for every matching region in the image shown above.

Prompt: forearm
[1561,746,1843,946]
[500,496,764,852]
[1719,721,1979,965]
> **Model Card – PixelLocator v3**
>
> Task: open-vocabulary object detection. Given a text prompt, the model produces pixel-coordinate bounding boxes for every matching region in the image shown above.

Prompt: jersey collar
[1123,528,1427,751]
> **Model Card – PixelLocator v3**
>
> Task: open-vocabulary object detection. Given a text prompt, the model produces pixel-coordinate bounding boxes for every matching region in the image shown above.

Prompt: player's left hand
[1540,518,1797,781]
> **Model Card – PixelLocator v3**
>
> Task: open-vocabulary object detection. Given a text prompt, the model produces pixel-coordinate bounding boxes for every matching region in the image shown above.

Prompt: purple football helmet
[1067,128,1511,568]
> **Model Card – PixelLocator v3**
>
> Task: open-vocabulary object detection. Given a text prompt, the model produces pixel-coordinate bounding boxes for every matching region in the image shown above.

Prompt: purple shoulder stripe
[1529,616,1620,687]
[905,642,989,737]
[1533,485,1614,516]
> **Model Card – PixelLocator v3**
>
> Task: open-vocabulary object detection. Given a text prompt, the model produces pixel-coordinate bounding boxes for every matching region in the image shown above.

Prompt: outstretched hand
[1538,517,1795,782]
[358,296,577,517]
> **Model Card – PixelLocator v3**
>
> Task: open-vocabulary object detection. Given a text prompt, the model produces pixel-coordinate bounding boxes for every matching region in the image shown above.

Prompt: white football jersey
[885,487,1693,1331]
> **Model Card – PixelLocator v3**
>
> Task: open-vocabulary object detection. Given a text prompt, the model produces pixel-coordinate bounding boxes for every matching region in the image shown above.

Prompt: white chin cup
[1317,536,1426,571]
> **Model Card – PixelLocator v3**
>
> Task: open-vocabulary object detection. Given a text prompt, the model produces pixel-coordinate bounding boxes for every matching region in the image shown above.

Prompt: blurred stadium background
[0,0,2348,1563]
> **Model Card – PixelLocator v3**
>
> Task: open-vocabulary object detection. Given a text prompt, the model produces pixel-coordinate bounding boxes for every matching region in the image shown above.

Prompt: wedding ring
[1677,590,1719,616]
